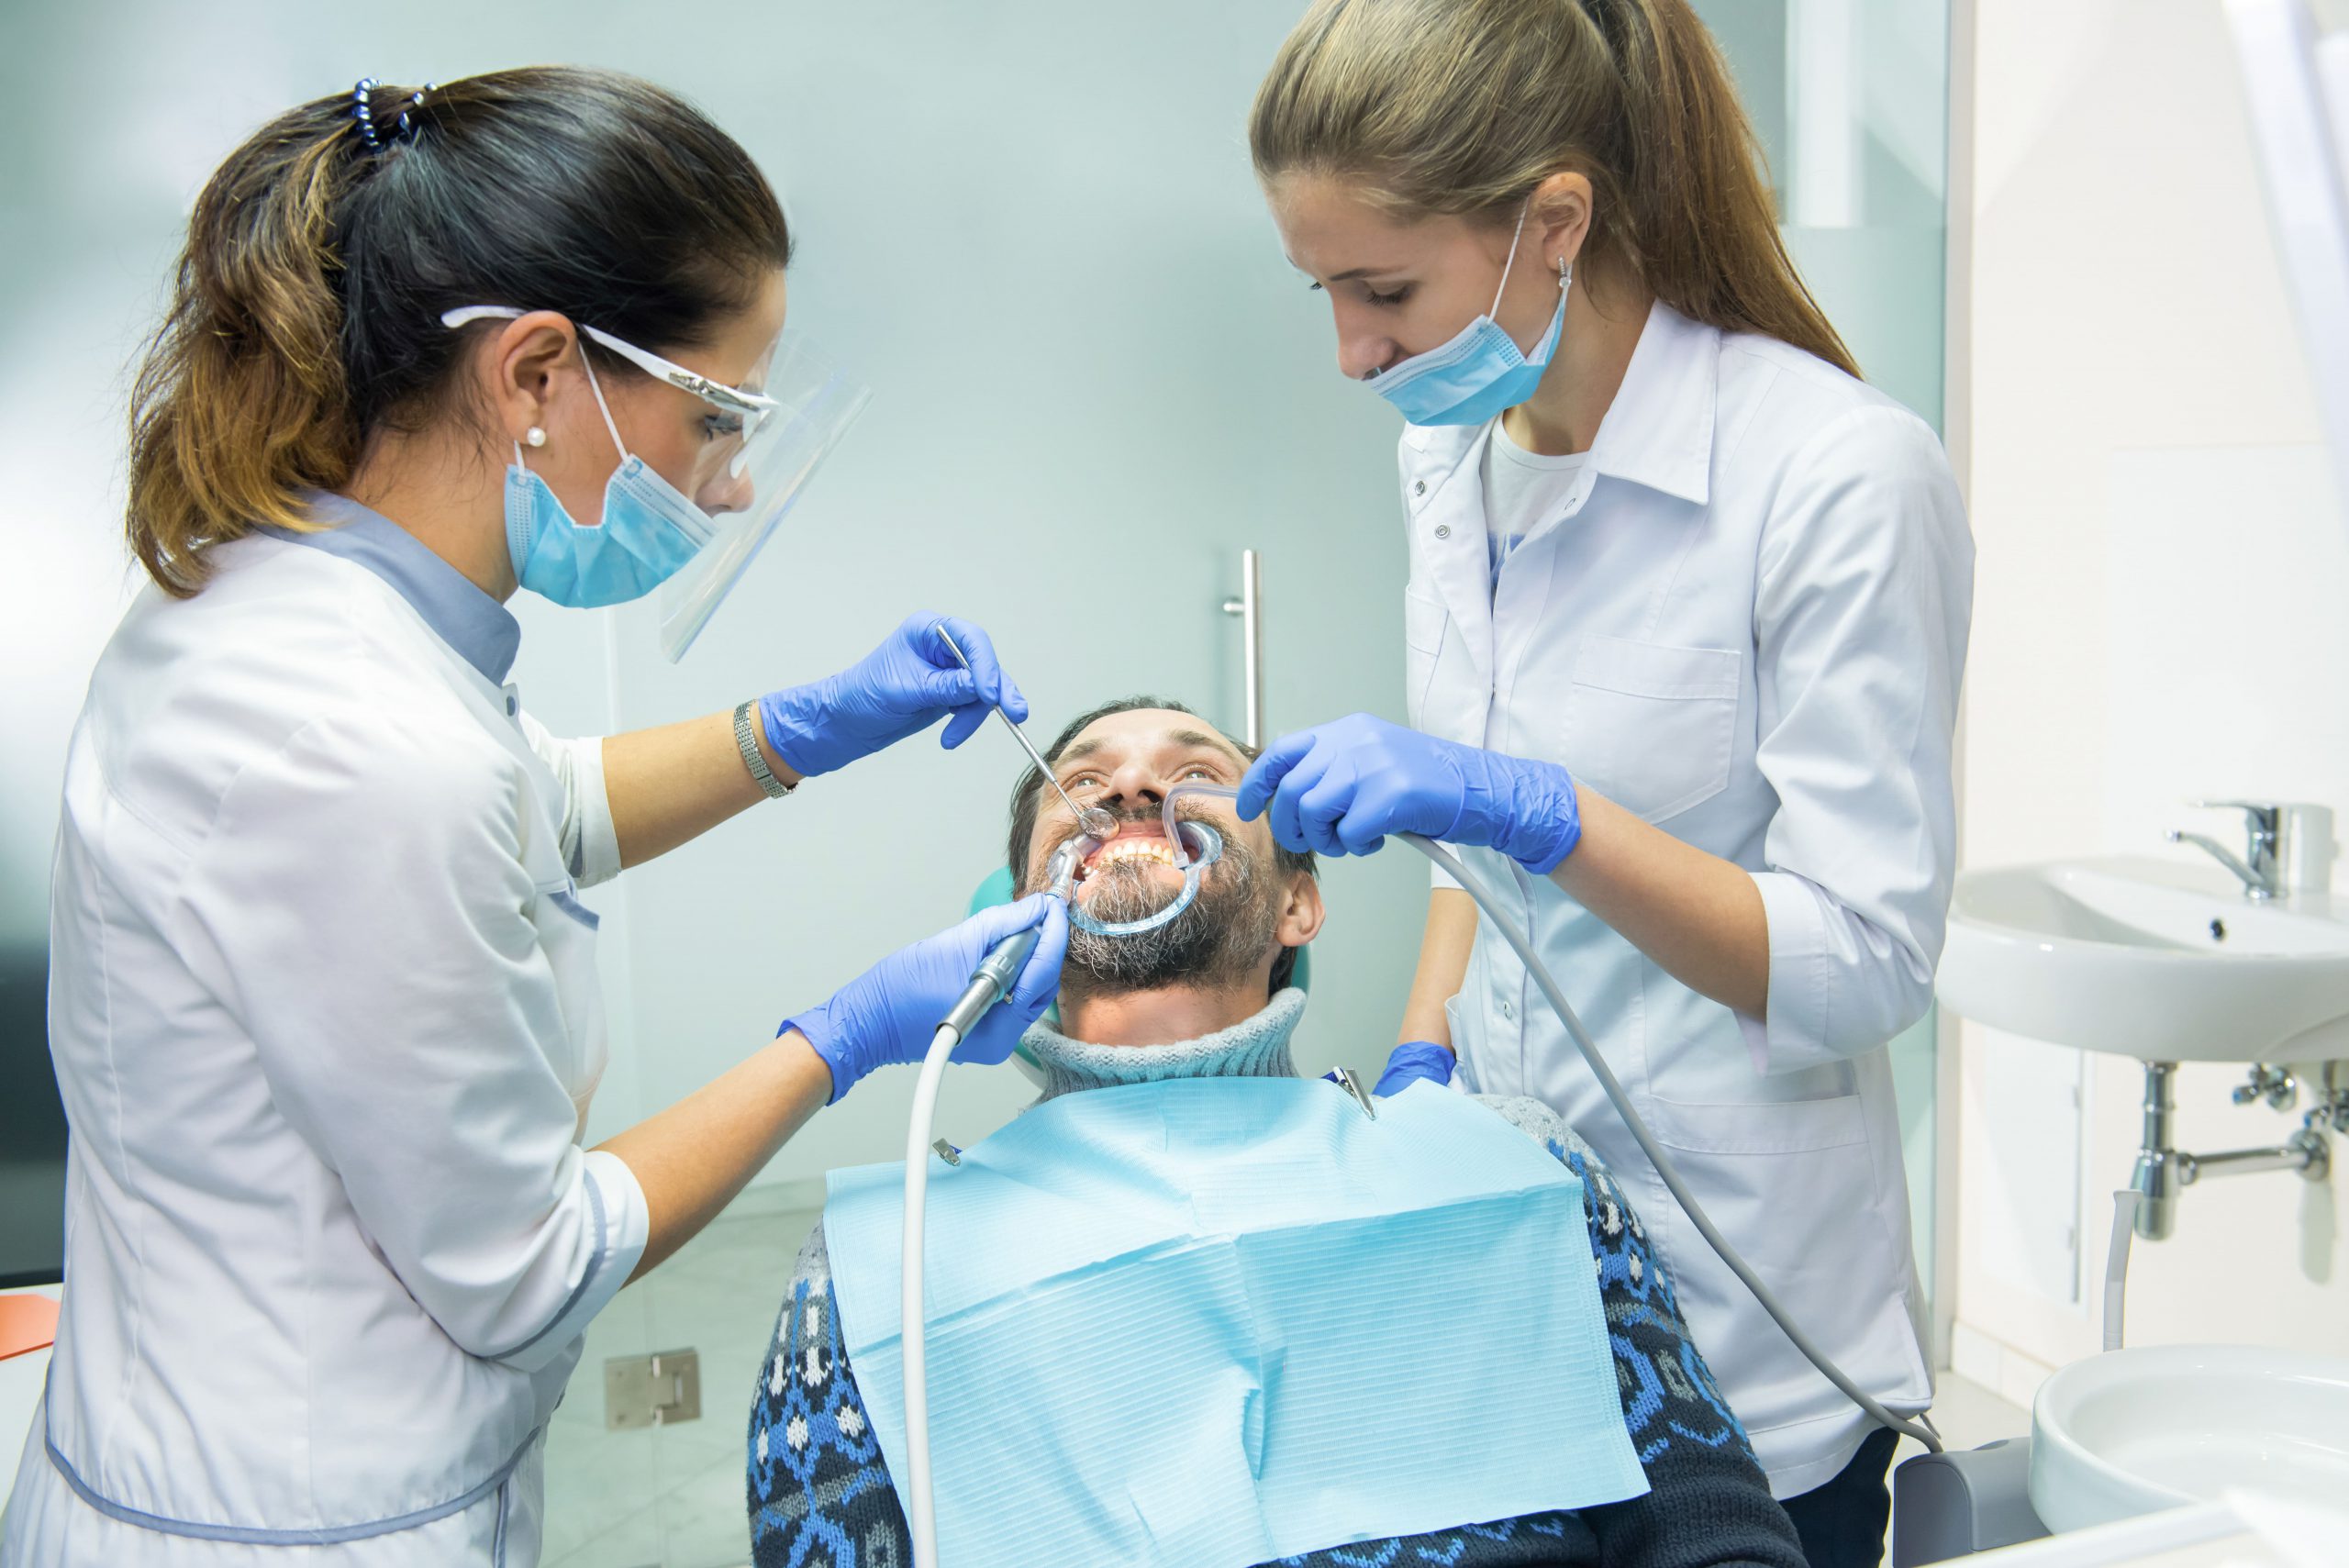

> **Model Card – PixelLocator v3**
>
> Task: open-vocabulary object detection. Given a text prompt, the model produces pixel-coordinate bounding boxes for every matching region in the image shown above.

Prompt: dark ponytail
[128,68,792,596]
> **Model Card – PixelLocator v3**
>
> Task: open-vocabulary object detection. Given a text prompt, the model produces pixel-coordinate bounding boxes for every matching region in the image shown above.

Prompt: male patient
[746,699,1807,1568]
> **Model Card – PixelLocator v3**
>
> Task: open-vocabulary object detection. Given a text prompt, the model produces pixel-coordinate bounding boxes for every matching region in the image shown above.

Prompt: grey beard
[1063,831,1282,993]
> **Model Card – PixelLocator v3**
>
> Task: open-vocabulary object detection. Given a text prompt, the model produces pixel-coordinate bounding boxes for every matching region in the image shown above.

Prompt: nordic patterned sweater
[746,989,1807,1568]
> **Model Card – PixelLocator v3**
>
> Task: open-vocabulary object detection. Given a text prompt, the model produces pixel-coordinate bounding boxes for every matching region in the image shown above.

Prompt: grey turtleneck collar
[1020,988,1308,1101]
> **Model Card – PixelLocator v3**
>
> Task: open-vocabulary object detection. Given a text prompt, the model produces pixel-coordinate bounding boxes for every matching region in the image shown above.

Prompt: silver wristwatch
[733,701,795,799]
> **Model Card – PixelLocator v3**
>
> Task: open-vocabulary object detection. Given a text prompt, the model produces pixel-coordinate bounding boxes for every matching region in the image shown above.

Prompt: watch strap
[734,701,795,799]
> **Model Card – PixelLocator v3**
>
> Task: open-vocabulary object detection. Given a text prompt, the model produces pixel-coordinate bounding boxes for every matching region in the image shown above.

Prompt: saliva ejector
[896,785,1938,1568]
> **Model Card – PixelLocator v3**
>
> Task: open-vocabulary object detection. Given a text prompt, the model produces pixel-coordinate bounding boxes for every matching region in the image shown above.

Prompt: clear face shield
[646,330,873,661]
[443,306,872,661]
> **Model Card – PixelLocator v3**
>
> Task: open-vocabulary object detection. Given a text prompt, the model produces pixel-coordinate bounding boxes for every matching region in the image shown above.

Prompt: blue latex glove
[783,895,1069,1104]
[1374,1040,1457,1097]
[1236,713,1581,872]
[755,613,1026,780]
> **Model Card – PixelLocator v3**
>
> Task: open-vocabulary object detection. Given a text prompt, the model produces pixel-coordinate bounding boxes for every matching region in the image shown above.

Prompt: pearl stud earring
[525,427,547,448]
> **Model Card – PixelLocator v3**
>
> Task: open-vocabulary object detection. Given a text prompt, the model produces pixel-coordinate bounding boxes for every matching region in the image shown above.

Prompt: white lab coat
[1406,303,1972,1497]
[3,496,649,1564]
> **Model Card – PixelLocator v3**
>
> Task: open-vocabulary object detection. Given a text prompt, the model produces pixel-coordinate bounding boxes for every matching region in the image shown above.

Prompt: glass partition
[1698,0,1954,1301]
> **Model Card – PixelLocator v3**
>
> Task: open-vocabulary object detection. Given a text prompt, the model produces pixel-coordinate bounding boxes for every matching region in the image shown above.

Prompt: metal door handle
[1220,549,1263,750]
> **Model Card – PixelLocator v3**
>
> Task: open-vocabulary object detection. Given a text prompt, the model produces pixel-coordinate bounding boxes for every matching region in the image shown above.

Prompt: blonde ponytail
[1249,0,1860,379]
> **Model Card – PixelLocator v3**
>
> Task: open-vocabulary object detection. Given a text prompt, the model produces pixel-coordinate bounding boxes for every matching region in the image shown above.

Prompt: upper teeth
[1091,839,1176,871]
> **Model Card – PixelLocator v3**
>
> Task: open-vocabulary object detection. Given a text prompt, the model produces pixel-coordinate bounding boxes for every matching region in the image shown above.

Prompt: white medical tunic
[3,495,649,1564]
[1405,303,1972,1497]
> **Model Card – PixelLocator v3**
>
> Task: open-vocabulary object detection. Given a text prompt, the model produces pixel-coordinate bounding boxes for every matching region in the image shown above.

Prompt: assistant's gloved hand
[1374,1040,1457,1097]
[1236,713,1581,871]
[782,895,1069,1104]
[755,613,1026,780]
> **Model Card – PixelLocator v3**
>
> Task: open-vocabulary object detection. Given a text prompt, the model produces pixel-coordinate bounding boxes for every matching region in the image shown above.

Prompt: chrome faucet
[2166,799,2334,901]
[2167,800,2280,899]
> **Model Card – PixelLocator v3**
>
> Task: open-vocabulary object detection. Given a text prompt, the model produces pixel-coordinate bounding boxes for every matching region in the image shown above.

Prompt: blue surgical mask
[506,352,716,608]
[1369,202,1571,428]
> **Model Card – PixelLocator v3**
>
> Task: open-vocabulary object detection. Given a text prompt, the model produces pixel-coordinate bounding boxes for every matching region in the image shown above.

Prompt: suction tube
[1157,782,1931,1447]
[1163,783,1241,867]
[1397,832,1942,1455]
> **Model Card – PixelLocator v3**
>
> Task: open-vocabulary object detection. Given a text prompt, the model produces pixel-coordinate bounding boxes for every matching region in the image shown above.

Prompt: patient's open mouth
[1067,825,1187,895]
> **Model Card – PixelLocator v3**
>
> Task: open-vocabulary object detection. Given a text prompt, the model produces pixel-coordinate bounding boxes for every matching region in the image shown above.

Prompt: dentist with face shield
[1241,4,1973,1563]
[3,69,1063,1565]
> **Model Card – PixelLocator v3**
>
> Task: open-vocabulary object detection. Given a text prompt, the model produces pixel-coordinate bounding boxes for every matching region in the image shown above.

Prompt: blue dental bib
[822,1077,1647,1568]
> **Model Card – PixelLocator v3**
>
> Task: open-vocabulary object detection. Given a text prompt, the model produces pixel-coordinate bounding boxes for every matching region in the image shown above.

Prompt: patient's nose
[1095,757,1171,817]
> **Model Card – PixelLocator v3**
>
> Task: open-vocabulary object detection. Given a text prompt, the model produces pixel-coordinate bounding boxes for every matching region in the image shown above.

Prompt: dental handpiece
[937,842,1080,1041]
[930,621,1119,842]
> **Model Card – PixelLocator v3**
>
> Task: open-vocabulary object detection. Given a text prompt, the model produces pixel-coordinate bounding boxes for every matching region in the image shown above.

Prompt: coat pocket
[1557,635,1742,823]
[1644,1093,1931,1427]
[1403,590,1451,729]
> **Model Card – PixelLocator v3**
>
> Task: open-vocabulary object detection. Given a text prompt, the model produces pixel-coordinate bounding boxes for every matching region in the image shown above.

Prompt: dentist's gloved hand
[1374,1040,1456,1097]
[782,895,1069,1104]
[755,613,1025,780]
[1237,713,1581,871]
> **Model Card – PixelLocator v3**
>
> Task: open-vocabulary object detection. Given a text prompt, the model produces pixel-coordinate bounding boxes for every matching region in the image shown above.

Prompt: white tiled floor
[540,1200,2032,1568]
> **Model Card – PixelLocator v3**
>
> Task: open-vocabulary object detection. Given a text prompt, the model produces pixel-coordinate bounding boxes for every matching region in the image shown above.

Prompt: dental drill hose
[903,844,1080,1568]
[902,1024,955,1568]
[1398,833,1943,1456]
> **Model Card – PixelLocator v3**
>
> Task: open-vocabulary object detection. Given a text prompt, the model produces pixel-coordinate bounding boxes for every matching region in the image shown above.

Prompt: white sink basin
[1938,856,2349,1061]
[2030,1344,2349,1532]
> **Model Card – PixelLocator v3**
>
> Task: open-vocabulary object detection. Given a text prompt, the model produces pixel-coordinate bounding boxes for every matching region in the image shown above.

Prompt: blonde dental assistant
[1239,3,1972,1562]
[2,70,1066,1566]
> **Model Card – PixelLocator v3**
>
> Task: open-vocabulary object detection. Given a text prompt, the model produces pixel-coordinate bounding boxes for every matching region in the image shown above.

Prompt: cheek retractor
[1066,822,1224,938]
